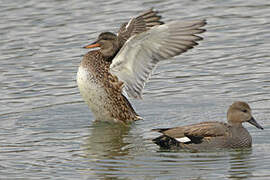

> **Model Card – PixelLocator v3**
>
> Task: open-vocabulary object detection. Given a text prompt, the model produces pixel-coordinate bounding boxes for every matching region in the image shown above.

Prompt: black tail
[152,135,180,149]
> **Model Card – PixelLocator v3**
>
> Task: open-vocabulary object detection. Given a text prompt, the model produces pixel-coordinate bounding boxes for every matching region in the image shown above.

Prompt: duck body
[153,122,252,150]
[77,9,206,124]
[77,50,139,123]
[152,101,263,150]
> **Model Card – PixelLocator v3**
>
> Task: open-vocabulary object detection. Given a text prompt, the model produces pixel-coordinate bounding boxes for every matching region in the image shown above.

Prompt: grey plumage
[152,101,263,150]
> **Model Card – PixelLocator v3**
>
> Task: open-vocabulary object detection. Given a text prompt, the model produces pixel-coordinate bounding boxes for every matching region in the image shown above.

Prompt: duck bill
[83,41,100,49]
[248,117,263,130]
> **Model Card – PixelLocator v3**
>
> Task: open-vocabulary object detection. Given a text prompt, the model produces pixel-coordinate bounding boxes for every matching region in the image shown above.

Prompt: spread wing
[117,8,163,47]
[152,122,228,139]
[110,20,206,99]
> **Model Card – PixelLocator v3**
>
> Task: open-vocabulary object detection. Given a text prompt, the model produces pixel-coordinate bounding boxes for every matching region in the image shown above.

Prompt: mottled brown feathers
[80,50,139,123]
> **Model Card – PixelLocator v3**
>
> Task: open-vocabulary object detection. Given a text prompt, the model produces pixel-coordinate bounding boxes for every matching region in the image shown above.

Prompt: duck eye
[242,109,247,113]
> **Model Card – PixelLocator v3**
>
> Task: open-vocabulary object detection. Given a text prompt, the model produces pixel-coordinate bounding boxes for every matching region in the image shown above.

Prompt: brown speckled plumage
[152,101,263,151]
[79,50,139,123]
[77,9,165,124]
[77,9,206,124]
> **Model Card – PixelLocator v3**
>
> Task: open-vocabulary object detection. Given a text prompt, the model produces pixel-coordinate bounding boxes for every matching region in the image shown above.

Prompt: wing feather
[184,122,229,138]
[111,20,206,99]
[118,8,163,47]
[152,122,228,139]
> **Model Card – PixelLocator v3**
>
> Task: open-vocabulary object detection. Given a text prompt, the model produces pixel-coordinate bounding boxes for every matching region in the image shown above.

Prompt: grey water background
[1,0,270,179]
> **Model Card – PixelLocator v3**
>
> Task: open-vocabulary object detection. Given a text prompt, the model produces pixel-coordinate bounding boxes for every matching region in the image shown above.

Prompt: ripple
[1,0,270,179]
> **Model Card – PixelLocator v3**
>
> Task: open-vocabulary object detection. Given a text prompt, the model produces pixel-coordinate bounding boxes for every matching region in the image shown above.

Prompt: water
[0,0,270,179]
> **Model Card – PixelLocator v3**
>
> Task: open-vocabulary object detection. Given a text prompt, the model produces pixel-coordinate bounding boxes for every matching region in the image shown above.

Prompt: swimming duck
[77,9,206,124]
[152,101,263,150]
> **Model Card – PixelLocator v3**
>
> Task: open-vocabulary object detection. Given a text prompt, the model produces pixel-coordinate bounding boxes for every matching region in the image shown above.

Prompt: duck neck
[228,121,243,128]
[103,48,120,62]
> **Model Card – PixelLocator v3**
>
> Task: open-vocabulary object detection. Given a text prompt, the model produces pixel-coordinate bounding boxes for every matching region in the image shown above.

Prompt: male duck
[152,101,263,150]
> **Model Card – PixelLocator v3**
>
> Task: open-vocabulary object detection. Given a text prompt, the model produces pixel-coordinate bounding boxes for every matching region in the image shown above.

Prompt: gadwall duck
[152,101,263,150]
[77,9,206,124]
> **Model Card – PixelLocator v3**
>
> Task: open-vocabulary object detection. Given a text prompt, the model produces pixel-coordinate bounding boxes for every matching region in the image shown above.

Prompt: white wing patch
[175,137,191,143]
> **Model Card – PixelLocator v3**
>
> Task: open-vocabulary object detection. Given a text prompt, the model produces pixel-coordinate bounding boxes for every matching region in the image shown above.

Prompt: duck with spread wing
[77,9,206,124]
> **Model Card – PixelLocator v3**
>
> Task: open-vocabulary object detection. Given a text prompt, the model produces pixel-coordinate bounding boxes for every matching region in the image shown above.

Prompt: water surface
[0,0,270,179]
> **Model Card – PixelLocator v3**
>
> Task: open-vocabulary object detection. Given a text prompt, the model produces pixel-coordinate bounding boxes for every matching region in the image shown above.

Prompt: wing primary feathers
[111,19,206,99]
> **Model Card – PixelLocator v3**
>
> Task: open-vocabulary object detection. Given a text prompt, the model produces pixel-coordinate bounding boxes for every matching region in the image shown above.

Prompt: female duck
[77,9,206,124]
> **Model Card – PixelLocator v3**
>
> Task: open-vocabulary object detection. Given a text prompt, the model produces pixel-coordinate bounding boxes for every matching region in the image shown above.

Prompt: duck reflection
[83,122,131,159]
[228,149,254,179]
[81,122,132,180]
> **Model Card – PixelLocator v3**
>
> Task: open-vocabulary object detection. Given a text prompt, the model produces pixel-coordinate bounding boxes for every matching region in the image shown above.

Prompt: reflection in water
[83,122,131,158]
[154,149,256,180]
[82,122,131,180]
[1,0,270,179]
[228,149,254,180]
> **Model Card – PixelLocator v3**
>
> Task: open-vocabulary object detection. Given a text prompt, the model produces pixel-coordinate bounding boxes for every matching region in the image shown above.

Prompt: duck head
[84,32,120,59]
[227,101,263,130]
